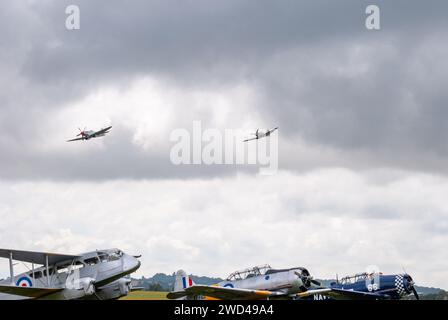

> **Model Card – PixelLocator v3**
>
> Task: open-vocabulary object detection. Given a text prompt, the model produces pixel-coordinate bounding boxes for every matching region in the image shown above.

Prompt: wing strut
[46,255,50,287]
[9,252,14,285]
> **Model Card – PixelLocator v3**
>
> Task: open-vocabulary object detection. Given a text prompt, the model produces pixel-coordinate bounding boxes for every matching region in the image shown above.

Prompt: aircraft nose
[123,254,141,273]
[403,275,415,292]
[403,274,419,300]
[395,274,417,297]
[293,268,319,289]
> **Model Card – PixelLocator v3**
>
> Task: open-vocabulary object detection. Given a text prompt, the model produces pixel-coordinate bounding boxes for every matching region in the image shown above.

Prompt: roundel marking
[223,283,234,288]
[16,276,33,287]
[265,275,270,281]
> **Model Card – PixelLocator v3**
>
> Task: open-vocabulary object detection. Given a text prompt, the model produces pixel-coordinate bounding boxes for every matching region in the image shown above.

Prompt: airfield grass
[120,291,169,300]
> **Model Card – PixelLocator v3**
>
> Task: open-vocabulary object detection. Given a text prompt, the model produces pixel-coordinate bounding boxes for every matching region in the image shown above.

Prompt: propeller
[310,279,321,286]
[133,255,142,259]
[76,127,87,137]
[404,273,419,300]
[295,270,320,288]
[408,275,419,300]
[412,287,420,300]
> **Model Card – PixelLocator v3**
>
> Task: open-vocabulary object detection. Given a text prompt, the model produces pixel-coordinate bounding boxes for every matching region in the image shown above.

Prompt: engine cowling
[78,277,96,295]
[118,278,132,296]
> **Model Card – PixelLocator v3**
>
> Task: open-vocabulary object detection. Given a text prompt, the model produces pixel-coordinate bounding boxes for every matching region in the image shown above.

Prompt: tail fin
[174,269,194,292]
[168,270,195,300]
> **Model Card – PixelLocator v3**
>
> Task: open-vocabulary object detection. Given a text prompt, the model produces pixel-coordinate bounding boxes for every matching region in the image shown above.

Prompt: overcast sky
[1,0,447,290]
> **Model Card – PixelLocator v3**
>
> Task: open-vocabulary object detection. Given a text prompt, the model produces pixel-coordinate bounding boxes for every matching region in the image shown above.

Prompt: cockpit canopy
[226,264,272,281]
[339,272,383,285]
[27,249,124,279]
[83,249,123,265]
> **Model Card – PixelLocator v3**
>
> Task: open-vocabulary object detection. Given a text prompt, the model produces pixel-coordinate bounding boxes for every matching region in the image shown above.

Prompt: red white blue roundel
[16,276,33,287]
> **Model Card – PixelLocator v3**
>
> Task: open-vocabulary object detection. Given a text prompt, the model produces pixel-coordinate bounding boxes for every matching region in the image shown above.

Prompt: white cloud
[0,168,447,289]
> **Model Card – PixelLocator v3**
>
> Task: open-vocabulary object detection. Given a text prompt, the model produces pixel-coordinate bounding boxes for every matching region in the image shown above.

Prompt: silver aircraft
[0,248,140,300]
[167,264,328,300]
[67,126,112,142]
[243,127,278,142]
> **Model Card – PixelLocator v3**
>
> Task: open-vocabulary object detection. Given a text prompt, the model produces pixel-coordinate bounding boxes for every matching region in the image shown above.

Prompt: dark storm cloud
[1,0,448,180]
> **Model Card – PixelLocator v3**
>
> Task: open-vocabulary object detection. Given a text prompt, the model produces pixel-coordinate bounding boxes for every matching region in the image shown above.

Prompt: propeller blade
[311,279,321,286]
[133,255,142,258]
[412,287,420,300]
[294,271,312,287]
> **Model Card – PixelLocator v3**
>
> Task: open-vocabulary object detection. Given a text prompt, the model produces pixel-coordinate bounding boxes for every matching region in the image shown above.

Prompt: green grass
[120,291,169,300]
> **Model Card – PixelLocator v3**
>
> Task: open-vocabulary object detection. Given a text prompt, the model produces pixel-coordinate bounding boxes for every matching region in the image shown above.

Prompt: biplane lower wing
[0,285,63,298]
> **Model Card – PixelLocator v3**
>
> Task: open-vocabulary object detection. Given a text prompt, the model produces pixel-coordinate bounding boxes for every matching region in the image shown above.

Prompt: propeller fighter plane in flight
[0,248,140,300]
[243,127,278,142]
[67,126,112,142]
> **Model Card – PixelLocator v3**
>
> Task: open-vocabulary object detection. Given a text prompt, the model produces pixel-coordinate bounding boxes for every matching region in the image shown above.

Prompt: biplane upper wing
[0,285,63,299]
[0,248,82,265]
[168,285,285,300]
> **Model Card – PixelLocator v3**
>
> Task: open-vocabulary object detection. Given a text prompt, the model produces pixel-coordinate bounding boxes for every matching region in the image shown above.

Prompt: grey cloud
[1,1,448,180]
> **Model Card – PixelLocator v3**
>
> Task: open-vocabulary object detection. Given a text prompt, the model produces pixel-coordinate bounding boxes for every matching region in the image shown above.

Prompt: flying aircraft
[243,127,278,142]
[67,126,112,142]
[0,248,140,300]
[167,264,329,300]
[306,272,420,300]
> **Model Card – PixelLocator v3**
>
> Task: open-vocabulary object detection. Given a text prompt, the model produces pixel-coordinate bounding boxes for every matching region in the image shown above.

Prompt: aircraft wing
[168,285,284,300]
[319,288,390,300]
[0,248,82,265]
[93,126,112,136]
[67,137,84,142]
[243,136,258,142]
[293,288,332,298]
[268,127,278,134]
[0,285,63,299]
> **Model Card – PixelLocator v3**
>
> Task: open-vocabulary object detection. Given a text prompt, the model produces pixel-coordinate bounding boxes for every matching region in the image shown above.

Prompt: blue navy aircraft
[308,272,420,300]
